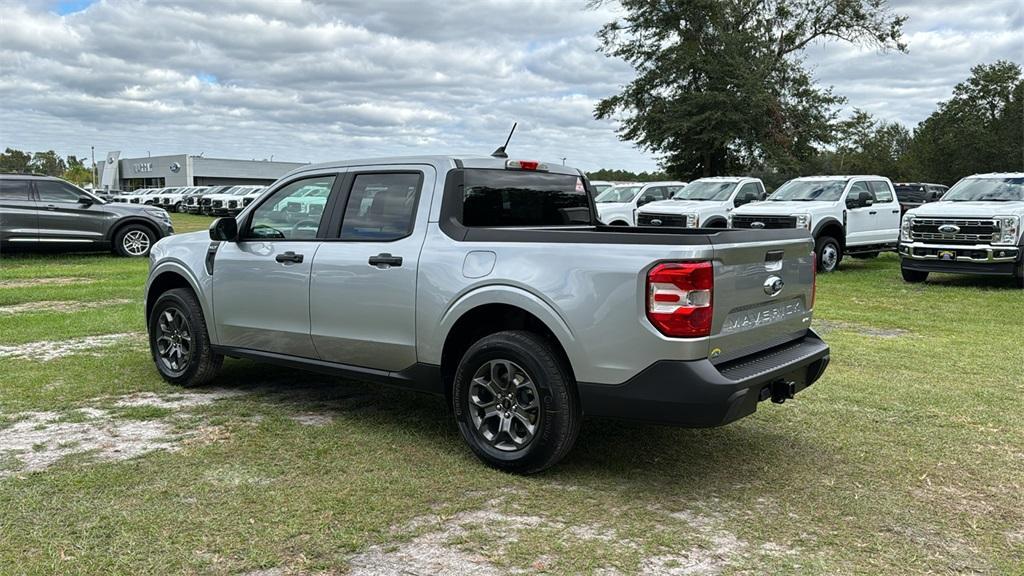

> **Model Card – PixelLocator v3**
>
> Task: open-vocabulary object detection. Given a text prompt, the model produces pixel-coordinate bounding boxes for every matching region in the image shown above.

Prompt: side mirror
[209,217,238,241]
[734,195,753,207]
[638,195,656,206]
[78,196,94,206]
[846,191,873,209]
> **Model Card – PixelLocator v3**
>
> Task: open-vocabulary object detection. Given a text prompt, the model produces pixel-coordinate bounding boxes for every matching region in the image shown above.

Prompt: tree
[591,0,907,180]
[586,168,671,182]
[63,156,94,186]
[29,150,67,177]
[904,61,1024,184]
[0,148,32,173]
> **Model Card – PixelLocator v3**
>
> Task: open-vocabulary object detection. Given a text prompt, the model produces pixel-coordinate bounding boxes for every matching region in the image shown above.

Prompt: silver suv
[144,155,829,472]
[0,174,174,257]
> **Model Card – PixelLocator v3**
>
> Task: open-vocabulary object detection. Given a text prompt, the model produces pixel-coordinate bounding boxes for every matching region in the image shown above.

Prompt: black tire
[148,288,223,386]
[172,202,182,213]
[113,224,156,257]
[452,330,580,474]
[609,221,628,226]
[1014,262,1023,289]
[815,236,842,273]
[704,219,727,229]
[901,263,929,283]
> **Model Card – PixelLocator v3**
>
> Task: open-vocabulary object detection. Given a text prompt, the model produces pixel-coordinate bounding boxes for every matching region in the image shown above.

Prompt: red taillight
[646,262,713,338]
[811,251,817,309]
[505,159,547,171]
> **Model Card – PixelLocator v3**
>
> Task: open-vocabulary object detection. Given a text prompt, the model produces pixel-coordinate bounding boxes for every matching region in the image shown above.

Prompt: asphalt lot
[0,214,1022,575]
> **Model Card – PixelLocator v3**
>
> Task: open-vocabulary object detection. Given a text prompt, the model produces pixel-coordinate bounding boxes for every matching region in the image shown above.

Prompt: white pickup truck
[594,181,687,226]
[730,176,901,272]
[637,177,766,229]
[899,173,1023,287]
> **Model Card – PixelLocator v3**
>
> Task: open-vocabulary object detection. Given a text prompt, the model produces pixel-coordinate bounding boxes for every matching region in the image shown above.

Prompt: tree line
[0,148,94,186]
[589,0,1023,189]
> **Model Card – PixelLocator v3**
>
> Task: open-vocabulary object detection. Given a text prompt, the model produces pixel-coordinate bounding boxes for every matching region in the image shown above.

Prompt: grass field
[1,214,1022,575]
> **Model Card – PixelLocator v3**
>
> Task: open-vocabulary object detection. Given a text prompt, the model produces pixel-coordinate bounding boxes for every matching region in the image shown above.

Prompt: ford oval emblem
[650,219,662,226]
[938,224,960,234]
[751,221,766,229]
[763,276,784,297]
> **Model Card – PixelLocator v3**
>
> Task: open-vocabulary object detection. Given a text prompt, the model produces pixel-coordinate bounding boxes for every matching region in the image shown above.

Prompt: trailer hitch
[770,380,796,404]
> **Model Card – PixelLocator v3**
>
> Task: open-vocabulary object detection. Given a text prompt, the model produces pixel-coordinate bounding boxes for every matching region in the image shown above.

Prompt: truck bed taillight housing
[811,251,817,310]
[646,261,713,338]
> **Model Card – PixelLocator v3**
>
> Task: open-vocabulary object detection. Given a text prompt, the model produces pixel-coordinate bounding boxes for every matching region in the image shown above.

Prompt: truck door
[868,181,901,244]
[309,166,435,371]
[843,181,876,247]
[212,173,340,359]
[0,179,37,245]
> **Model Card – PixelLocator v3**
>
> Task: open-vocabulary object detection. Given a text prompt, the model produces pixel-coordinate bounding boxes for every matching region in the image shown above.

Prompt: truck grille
[201,198,212,206]
[211,200,223,208]
[637,213,687,227]
[731,215,796,229]
[161,198,172,205]
[228,200,238,209]
[910,218,998,244]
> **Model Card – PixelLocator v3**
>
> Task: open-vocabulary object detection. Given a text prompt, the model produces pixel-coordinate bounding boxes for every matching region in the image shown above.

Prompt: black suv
[894,182,948,213]
[0,174,174,257]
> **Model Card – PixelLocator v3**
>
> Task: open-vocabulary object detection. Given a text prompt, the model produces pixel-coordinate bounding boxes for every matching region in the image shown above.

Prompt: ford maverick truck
[144,156,830,473]
[899,173,1023,288]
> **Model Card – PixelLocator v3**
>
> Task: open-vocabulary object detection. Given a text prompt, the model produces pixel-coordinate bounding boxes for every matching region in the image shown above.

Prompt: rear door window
[868,181,893,203]
[461,170,590,226]
[0,180,31,200]
[339,173,422,241]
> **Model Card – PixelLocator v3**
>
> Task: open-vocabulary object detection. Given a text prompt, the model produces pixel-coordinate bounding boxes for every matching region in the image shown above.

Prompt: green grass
[0,227,1022,575]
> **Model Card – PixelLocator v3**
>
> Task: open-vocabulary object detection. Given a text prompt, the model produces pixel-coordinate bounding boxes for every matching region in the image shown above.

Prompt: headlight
[995,216,1020,245]
[144,208,171,222]
[795,214,811,229]
[685,214,697,227]
[901,214,914,242]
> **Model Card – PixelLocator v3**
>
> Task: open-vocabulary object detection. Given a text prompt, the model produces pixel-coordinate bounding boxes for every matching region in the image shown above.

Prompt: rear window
[461,170,591,227]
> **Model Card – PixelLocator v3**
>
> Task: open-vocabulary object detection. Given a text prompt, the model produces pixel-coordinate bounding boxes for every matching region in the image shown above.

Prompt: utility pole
[91,146,96,188]
[561,157,567,165]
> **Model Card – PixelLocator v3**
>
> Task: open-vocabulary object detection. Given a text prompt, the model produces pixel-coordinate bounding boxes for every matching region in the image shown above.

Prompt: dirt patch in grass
[814,319,909,338]
[0,298,134,316]
[0,332,143,361]
[0,390,247,478]
[0,277,96,289]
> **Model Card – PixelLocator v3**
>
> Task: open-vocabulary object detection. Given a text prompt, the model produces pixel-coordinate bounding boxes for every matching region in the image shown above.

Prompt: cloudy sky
[1,0,1021,172]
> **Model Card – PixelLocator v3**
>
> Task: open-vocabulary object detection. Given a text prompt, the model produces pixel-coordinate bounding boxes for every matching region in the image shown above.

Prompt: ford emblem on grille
[763,276,784,297]
[751,221,766,229]
[938,224,960,234]
[650,219,662,226]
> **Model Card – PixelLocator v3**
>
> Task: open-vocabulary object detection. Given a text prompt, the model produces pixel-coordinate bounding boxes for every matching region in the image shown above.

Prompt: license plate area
[938,250,956,261]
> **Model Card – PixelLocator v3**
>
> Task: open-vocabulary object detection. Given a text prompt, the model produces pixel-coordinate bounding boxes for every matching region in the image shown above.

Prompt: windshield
[769,180,846,202]
[672,181,735,201]
[595,185,641,203]
[591,183,613,194]
[942,177,1024,202]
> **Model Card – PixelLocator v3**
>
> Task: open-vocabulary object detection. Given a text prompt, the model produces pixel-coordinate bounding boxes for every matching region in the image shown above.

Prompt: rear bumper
[578,330,830,427]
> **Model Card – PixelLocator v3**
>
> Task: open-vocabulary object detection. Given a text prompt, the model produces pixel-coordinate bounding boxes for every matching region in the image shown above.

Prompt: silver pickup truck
[144,155,830,473]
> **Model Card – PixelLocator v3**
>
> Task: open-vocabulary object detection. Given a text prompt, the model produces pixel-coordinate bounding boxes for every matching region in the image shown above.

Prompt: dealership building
[94,152,307,191]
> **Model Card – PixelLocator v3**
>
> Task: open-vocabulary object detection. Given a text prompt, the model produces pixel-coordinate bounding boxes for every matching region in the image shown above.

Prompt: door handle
[368,253,403,267]
[275,251,304,264]
[868,211,877,215]
[45,204,57,210]
[892,209,900,213]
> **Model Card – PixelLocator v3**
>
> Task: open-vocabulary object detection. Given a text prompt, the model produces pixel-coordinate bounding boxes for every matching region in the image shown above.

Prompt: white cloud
[1,0,1020,171]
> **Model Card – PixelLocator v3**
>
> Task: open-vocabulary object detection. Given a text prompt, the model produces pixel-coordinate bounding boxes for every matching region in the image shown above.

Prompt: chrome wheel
[155,307,192,375]
[122,229,151,256]
[468,359,541,452]
[821,243,839,272]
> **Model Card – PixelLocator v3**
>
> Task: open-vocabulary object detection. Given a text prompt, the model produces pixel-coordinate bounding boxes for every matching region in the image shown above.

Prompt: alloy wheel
[155,307,192,375]
[468,359,541,452]
[123,229,151,256]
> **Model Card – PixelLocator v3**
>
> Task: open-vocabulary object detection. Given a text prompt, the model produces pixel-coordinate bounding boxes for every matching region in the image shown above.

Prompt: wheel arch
[703,216,728,228]
[438,297,578,405]
[145,264,214,341]
[107,217,161,244]
[812,218,846,248]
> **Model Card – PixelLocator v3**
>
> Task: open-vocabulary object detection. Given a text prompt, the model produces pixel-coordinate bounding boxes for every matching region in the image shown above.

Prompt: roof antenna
[491,122,517,158]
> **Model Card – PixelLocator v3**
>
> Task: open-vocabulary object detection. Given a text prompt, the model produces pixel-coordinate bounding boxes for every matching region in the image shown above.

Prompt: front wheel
[453,330,580,474]
[1014,261,1023,289]
[901,263,929,283]
[114,224,156,257]
[148,288,223,386]
[815,236,842,273]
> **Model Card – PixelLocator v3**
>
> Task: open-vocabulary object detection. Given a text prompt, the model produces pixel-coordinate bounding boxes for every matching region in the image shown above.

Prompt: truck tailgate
[707,232,816,364]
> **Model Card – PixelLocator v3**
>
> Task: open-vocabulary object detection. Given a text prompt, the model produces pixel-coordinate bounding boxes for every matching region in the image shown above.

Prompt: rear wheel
[453,330,580,474]
[815,236,842,273]
[148,288,223,386]
[113,224,155,257]
[901,263,929,283]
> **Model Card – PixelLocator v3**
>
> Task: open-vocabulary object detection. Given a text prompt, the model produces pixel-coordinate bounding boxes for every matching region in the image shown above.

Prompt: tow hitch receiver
[770,380,797,404]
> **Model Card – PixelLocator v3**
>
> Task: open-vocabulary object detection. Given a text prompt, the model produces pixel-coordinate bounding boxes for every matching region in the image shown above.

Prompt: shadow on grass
[202,358,829,499]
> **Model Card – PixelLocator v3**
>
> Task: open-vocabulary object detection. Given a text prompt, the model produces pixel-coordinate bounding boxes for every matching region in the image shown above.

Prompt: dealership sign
[132,162,153,174]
